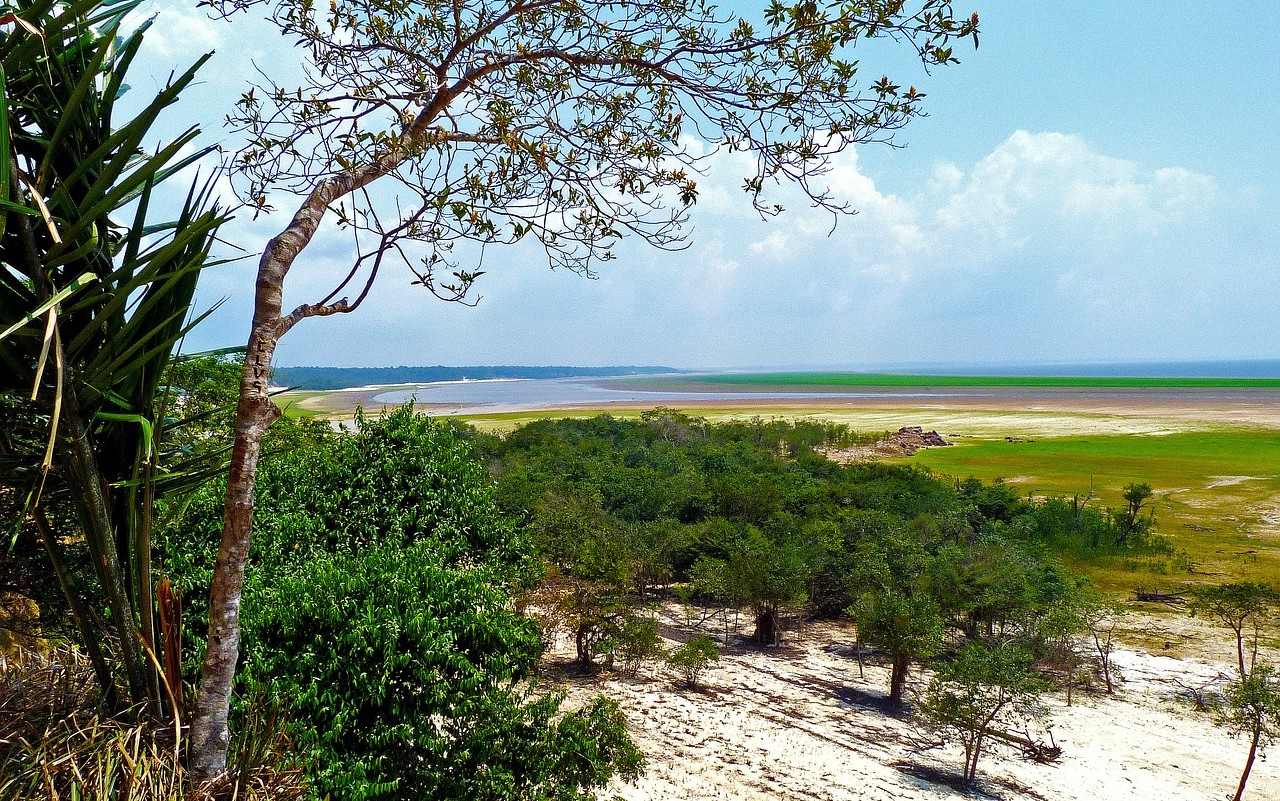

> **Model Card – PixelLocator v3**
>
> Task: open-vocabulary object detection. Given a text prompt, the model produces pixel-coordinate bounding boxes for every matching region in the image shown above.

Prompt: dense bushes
[154,405,1176,795]
[163,409,639,800]
[474,412,1172,711]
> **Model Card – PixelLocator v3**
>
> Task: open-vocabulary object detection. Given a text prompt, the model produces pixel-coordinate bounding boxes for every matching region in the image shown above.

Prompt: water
[371,376,965,413]
[369,376,1280,416]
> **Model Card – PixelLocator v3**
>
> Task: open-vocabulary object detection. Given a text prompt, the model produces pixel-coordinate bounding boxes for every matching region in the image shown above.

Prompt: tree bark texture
[189,168,382,783]
[889,653,910,703]
[754,609,779,647]
[186,264,283,784]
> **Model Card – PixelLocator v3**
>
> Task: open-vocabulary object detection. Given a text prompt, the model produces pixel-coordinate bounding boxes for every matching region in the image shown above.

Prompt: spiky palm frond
[0,0,230,713]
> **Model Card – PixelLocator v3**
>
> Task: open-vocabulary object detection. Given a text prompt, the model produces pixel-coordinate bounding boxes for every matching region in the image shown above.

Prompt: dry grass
[0,644,307,801]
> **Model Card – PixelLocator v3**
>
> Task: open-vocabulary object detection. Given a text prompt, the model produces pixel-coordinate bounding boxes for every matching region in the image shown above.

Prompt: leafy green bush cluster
[666,635,719,689]
[614,616,665,677]
[470,412,1160,718]
[474,412,965,652]
[163,408,640,800]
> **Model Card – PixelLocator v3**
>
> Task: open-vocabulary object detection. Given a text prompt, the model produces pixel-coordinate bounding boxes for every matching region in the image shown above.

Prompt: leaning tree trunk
[188,167,376,784]
[187,75,521,785]
[186,321,280,783]
[187,220,307,782]
[1234,724,1262,801]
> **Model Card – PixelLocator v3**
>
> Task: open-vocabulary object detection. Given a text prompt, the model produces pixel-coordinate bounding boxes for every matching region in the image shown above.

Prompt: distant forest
[272,365,685,390]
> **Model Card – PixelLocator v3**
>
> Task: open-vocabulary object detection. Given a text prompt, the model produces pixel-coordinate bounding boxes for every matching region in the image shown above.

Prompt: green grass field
[275,390,331,418]
[907,428,1280,591]
[654,372,1280,389]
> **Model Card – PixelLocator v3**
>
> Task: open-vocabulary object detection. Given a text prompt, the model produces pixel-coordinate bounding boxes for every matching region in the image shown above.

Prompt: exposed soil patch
[1206,475,1267,489]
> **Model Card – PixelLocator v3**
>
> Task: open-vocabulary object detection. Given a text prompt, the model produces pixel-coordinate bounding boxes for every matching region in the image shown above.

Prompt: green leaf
[0,271,98,342]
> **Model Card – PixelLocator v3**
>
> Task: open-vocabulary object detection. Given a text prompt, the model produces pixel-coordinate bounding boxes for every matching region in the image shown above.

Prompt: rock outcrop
[817,426,952,463]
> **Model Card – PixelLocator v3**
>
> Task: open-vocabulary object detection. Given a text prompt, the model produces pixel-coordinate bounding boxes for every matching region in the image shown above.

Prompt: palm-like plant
[0,0,228,717]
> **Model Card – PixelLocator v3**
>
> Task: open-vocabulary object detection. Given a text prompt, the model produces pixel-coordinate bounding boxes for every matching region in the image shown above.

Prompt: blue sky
[129,1,1280,369]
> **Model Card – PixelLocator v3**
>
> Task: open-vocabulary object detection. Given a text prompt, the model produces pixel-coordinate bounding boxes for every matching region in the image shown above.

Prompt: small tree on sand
[1189,582,1280,800]
[1220,665,1280,801]
[1082,591,1125,695]
[1189,582,1280,679]
[1037,579,1123,701]
[851,589,944,703]
[917,642,1049,786]
[667,635,719,689]
[848,532,944,703]
[187,0,980,781]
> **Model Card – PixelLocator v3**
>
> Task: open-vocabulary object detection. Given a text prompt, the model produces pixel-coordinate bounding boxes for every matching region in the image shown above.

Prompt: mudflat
[284,382,1280,433]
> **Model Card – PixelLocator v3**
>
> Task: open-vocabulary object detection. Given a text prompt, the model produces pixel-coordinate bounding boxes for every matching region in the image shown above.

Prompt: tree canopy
[212,0,979,285]
[190,0,980,780]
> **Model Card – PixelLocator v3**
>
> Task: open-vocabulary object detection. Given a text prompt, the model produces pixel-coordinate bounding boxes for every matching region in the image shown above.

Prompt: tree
[188,0,980,778]
[1189,582,1280,679]
[1219,665,1280,801]
[1187,582,1280,801]
[1115,481,1152,546]
[0,0,226,715]
[917,642,1049,786]
[847,532,944,703]
[527,493,635,667]
[852,589,944,703]
[667,634,720,689]
[694,525,812,647]
[1081,587,1125,695]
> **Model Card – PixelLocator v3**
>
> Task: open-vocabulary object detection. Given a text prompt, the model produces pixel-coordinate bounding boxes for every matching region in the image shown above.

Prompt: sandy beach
[285,380,1280,434]
[550,607,1279,801]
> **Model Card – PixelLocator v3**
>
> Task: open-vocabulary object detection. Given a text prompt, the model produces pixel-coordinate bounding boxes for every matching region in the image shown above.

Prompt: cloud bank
[221,129,1269,368]
[118,2,1278,368]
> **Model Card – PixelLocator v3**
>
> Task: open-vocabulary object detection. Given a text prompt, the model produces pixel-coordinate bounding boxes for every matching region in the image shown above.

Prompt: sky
[126,1,1280,369]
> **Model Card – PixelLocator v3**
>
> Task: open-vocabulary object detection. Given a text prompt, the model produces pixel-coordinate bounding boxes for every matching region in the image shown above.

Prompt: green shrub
[163,408,638,800]
[616,616,665,677]
[242,542,639,800]
[667,635,719,688]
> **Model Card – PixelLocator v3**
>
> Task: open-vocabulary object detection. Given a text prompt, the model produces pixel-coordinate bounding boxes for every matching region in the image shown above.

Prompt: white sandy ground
[549,610,1280,801]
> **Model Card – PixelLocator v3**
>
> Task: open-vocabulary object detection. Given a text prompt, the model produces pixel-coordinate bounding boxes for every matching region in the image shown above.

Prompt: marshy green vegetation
[657,372,1280,389]
[909,429,1280,590]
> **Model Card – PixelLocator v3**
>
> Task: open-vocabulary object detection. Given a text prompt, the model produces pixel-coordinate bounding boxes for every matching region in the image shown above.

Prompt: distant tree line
[271,365,684,390]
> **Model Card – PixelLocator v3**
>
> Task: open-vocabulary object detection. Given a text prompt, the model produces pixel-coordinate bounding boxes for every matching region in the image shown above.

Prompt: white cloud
[934,131,1217,257]
[749,230,790,259]
[189,125,1274,369]
[131,4,223,59]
